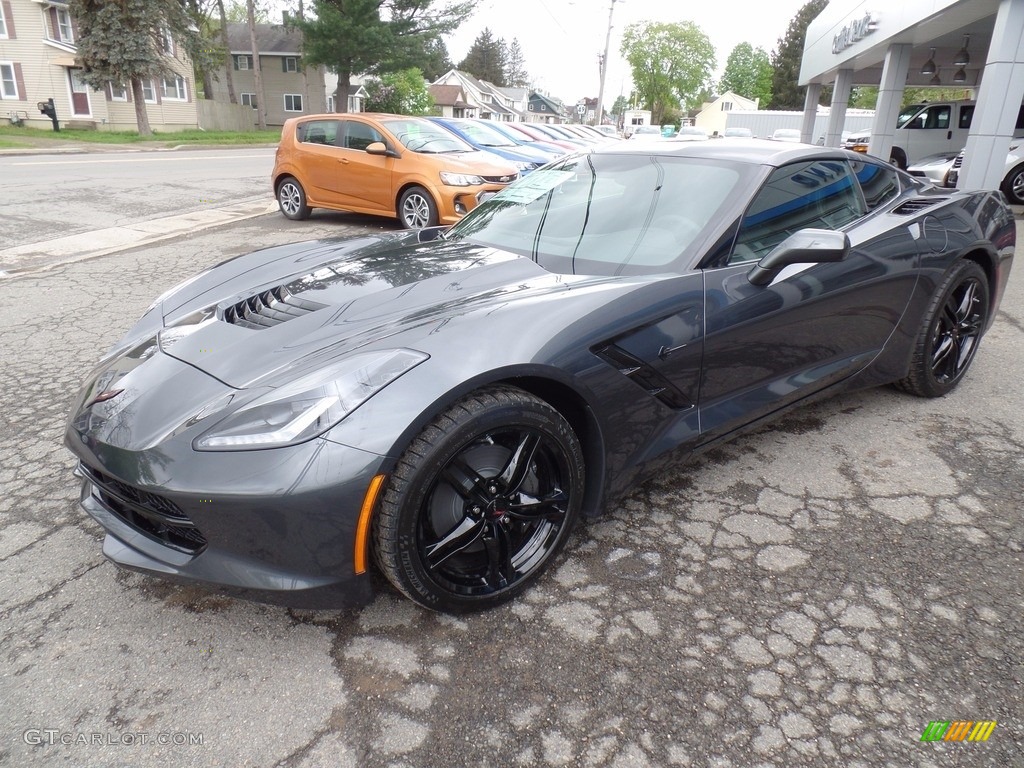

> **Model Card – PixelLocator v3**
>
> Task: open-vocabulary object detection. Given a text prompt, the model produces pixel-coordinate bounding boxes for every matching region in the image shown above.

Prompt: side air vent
[224,285,328,329]
[951,154,964,169]
[594,344,692,410]
[892,197,950,215]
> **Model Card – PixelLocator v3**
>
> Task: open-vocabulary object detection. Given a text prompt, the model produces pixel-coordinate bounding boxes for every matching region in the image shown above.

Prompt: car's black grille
[481,173,519,184]
[892,197,950,215]
[224,285,327,330]
[952,154,964,169]
[80,463,207,554]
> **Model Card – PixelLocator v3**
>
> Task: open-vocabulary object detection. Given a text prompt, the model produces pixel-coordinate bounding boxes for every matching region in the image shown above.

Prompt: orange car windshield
[381,119,473,154]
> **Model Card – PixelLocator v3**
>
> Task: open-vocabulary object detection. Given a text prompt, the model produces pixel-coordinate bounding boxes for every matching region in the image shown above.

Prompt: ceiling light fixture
[921,48,937,76]
[953,34,971,67]
[930,73,941,86]
[953,67,967,84]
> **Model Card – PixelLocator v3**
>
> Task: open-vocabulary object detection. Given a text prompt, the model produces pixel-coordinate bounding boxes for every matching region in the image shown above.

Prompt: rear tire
[1001,162,1024,205]
[277,176,311,220]
[895,260,989,398]
[373,386,584,612]
[889,148,907,170]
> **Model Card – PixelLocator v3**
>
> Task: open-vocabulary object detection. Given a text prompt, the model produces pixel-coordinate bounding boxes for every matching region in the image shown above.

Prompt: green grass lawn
[0,138,27,148]
[0,125,281,145]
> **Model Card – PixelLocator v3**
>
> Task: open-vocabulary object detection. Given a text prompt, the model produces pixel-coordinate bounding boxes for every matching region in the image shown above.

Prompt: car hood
[433,150,518,177]
[153,232,599,389]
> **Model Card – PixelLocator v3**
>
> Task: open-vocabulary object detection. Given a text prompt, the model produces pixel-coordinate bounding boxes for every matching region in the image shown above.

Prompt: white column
[959,0,1024,191]
[868,44,912,164]
[824,69,854,147]
[800,83,822,144]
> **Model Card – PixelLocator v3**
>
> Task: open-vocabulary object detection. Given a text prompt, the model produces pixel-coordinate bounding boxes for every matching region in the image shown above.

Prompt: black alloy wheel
[374,386,584,612]
[897,260,989,397]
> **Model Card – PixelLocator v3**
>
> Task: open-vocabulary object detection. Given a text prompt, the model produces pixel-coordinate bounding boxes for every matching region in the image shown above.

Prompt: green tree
[620,21,715,125]
[719,42,772,106]
[70,0,211,135]
[610,94,628,118]
[364,67,433,114]
[768,0,827,109]
[226,0,269,23]
[418,35,453,81]
[295,0,473,113]
[457,27,507,86]
[849,85,878,109]
[505,38,529,87]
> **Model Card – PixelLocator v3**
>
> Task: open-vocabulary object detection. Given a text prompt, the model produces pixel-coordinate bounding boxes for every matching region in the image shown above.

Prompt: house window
[0,62,18,99]
[541,104,547,111]
[482,94,491,103]
[283,57,298,73]
[236,55,251,70]
[284,93,302,112]
[241,92,257,109]
[56,7,73,42]
[110,82,128,101]
[0,4,8,38]
[721,101,732,111]
[142,79,156,102]
[160,27,174,55]
[160,74,187,101]
[325,95,334,113]
[528,103,534,111]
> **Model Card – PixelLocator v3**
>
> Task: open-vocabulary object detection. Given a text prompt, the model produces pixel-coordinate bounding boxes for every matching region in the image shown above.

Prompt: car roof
[593,138,862,167]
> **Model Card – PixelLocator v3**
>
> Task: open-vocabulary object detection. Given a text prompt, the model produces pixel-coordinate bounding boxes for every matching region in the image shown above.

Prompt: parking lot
[2,208,1022,767]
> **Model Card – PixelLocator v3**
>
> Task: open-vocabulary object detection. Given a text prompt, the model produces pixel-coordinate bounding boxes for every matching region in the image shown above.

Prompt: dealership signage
[832,11,879,54]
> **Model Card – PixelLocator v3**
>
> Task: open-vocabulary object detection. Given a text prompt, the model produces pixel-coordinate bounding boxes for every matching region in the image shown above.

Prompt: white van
[844,100,976,169]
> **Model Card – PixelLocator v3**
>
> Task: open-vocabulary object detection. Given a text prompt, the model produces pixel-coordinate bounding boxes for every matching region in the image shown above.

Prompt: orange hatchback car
[272,113,520,228]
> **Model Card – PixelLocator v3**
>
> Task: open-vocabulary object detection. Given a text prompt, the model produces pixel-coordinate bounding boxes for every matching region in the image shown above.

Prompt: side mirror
[747,229,850,286]
[365,141,396,157]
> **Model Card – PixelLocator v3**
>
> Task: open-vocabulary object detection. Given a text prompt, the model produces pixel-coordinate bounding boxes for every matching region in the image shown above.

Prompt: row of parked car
[272,114,622,228]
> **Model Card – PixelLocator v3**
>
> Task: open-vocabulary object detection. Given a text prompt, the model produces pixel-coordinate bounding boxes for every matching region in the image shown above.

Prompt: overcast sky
[444,0,812,104]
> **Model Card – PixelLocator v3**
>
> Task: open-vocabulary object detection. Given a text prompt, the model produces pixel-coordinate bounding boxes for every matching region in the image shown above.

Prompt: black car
[65,140,1016,612]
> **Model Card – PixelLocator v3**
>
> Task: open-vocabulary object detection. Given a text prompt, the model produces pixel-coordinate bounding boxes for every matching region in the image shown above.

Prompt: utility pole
[595,0,618,127]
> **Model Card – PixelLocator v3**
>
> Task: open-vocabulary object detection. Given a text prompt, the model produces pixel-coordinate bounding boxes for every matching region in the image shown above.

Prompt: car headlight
[514,161,538,171]
[193,349,428,450]
[440,171,484,186]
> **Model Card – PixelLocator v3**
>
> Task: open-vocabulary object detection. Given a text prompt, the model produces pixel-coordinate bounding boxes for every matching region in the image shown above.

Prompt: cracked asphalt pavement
[1,210,1022,767]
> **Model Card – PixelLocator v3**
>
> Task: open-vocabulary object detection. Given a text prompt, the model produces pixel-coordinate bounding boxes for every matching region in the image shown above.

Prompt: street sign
[576,104,586,116]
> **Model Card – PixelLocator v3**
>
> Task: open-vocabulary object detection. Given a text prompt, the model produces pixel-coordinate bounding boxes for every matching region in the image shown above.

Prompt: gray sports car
[65,140,1016,612]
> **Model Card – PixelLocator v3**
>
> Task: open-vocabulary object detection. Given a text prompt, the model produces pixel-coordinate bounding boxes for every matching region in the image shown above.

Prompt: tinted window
[447,153,748,276]
[906,105,950,130]
[297,119,340,145]
[959,105,974,129]
[850,159,900,210]
[343,120,384,151]
[731,160,866,263]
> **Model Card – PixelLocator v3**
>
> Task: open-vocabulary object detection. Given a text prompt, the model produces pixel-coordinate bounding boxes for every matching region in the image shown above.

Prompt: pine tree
[505,38,529,87]
[457,28,507,86]
[768,0,828,109]
[70,0,210,135]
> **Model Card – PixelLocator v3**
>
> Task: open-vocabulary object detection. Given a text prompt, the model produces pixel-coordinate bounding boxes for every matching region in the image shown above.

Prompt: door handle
[338,158,349,164]
[947,130,952,140]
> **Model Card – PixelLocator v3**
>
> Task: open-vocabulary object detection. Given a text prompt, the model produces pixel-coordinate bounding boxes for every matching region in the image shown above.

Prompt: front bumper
[67,429,388,609]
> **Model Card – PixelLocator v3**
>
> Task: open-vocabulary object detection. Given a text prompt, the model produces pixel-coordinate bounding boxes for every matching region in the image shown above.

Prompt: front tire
[1001,162,1024,205]
[890,148,907,170]
[398,186,438,229]
[896,260,989,397]
[373,386,584,612]
[277,176,311,220]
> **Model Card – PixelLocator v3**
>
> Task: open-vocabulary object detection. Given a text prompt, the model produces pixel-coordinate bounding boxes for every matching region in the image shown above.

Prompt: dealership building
[799,0,1024,192]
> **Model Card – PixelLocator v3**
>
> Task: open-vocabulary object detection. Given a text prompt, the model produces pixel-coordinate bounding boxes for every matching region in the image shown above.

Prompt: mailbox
[38,98,59,131]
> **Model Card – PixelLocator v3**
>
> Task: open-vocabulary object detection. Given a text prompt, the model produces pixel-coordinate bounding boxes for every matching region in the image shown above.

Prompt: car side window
[958,105,974,130]
[907,105,950,130]
[297,119,340,145]
[730,160,866,264]
[849,159,900,210]
[343,121,385,151]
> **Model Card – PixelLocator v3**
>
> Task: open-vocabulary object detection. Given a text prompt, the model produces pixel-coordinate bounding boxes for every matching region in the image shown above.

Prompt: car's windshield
[452,120,517,147]
[382,119,473,153]
[446,153,748,276]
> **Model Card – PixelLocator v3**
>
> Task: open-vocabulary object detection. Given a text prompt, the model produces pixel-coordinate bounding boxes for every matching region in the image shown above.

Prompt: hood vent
[224,285,327,329]
[892,197,949,215]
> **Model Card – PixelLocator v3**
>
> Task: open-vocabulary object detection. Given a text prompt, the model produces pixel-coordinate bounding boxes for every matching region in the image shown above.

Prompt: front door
[697,158,919,444]
[68,69,91,116]
[334,119,393,212]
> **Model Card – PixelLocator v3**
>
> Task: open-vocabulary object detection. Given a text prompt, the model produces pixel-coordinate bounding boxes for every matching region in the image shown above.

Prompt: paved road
[1,212,1022,767]
[0,147,277,250]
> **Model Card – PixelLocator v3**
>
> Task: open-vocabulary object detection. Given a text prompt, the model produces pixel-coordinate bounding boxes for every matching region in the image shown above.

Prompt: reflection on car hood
[157,233,601,388]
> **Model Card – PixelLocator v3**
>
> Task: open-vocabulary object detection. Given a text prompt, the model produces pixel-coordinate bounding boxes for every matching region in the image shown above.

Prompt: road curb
[0,199,279,280]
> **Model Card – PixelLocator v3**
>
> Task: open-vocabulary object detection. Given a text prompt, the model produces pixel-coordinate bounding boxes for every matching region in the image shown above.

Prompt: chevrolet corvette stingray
[65,140,1015,612]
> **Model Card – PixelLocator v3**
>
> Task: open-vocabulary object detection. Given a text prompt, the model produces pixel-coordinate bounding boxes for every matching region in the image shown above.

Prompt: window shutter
[282,57,287,73]
[48,7,59,40]
[2,1,16,38]
[13,62,25,100]
[233,55,239,70]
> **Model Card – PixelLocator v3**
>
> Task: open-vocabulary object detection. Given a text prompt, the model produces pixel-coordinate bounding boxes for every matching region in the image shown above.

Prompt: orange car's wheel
[277,176,311,220]
[398,186,438,229]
